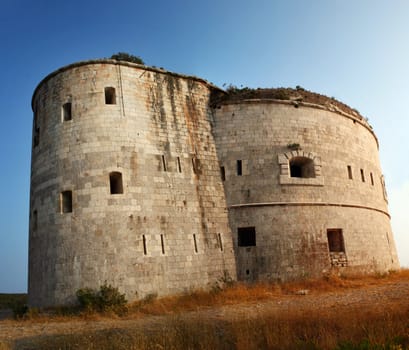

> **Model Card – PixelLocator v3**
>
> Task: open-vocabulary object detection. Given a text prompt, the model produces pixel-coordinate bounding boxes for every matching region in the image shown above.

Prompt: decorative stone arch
[278,150,324,186]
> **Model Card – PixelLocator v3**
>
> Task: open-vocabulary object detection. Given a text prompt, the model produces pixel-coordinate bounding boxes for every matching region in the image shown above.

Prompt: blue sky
[0,0,408,293]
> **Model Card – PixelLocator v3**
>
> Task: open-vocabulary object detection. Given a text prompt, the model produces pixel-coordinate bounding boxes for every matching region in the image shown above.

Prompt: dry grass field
[0,270,408,349]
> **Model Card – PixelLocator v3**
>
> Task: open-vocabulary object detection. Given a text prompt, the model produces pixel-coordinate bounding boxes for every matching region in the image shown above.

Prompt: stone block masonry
[28,60,399,307]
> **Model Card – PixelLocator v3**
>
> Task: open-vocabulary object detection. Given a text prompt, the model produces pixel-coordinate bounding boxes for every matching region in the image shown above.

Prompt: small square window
[238,227,256,246]
[327,229,345,253]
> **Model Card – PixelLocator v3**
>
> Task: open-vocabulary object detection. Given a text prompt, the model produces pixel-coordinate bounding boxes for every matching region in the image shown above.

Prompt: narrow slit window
[60,191,72,214]
[220,166,226,181]
[192,157,200,175]
[237,160,242,176]
[33,210,38,231]
[177,157,182,173]
[104,87,116,104]
[218,233,223,251]
[62,102,72,121]
[162,155,167,172]
[109,172,123,194]
[347,165,353,180]
[33,127,40,147]
[360,169,365,182]
[237,227,256,247]
[370,172,374,186]
[327,229,345,253]
[142,235,147,255]
[193,234,198,253]
[160,234,165,254]
[33,110,40,147]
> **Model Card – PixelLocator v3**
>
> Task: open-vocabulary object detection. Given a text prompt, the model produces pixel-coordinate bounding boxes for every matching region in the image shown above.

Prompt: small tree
[110,52,144,65]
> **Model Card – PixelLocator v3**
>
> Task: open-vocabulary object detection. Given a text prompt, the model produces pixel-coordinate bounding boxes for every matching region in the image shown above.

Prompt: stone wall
[212,100,399,281]
[29,61,236,307]
[29,60,400,307]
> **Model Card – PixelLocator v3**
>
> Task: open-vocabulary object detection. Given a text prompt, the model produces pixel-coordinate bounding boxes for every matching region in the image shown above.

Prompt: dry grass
[2,269,408,349]
[126,269,409,317]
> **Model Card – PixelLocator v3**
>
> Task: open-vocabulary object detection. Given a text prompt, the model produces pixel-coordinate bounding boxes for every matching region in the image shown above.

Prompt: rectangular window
[142,235,147,255]
[60,191,72,213]
[327,229,345,252]
[193,234,198,253]
[105,87,116,104]
[237,227,256,247]
[177,157,182,173]
[62,102,72,121]
[33,127,40,147]
[220,166,226,181]
[370,172,374,186]
[109,172,123,194]
[160,234,165,254]
[360,169,365,182]
[237,160,242,176]
[347,165,353,180]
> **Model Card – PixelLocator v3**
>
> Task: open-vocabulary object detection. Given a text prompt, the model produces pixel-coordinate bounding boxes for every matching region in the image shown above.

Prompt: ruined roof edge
[31,59,223,110]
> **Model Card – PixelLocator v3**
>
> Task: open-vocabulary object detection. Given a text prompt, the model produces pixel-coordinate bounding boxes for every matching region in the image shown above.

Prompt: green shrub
[76,283,127,314]
[110,52,144,65]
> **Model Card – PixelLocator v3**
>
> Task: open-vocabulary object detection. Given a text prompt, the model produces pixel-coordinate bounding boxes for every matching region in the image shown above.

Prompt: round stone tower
[29,60,236,307]
[212,88,399,282]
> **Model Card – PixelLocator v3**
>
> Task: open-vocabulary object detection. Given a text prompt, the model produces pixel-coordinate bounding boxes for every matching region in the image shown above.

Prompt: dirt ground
[1,279,408,345]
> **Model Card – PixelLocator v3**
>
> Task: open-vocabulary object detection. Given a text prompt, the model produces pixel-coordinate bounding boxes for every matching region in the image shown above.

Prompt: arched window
[278,151,323,186]
[289,156,315,178]
[104,87,116,104]
[109,172,123,194]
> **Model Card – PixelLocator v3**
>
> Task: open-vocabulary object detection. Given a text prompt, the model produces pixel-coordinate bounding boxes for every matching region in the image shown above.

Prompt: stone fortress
[29,59,400,307]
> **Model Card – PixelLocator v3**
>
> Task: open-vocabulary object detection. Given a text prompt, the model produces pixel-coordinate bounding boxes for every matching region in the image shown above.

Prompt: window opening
[370,172,374,186]
[177,157,182,173]
[104,87,116,104]
[162,155,167,172]
[62,102,72,121]
[193,234,198,253]
[191,157,201,175]
[237,160,242,176]
[33,210,38,231]
[217,233,223,251]
[34,127,40,147]
[142,235,147,255]
[109,172,123,194]
[289,157,315,178]
[160,234,165,254]
[360,169,365,182]
[220,166,226,181]
[347,165,353,179]
[327,229,345,253]
[60,191,72,213]
[237,227,256,247]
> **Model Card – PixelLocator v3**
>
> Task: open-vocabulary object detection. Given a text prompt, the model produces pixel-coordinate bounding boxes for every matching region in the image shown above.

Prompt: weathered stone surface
[28,60,399,307]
